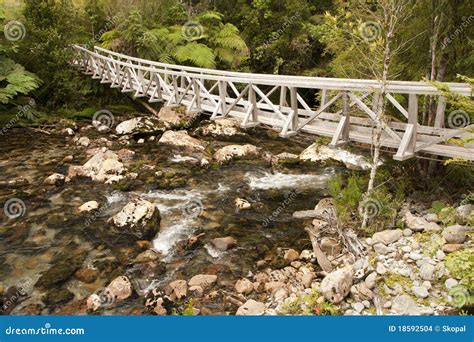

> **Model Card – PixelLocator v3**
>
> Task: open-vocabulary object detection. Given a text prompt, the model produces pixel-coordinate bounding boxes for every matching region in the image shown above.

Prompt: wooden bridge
[72,45,474,161]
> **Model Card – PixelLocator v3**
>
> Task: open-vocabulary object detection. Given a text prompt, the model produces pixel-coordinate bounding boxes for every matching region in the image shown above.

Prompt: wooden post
[279,86,287,109]
[394,94,417,160]
[329,91,350,147]
[290,87,298,131]
[193,78,201,110]
[320,88,328,109]
[172,75,179,104]
[218,80,227,115]
[434,96,446,128]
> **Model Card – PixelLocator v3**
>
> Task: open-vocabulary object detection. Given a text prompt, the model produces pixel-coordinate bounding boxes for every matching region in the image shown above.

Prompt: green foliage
[445,248,474,308]
[280,289,339,315]
[438,206,457,225]
[428,200,446,214]
[0,8,40,104]
[328,174,364,224]
[100,7,248,69]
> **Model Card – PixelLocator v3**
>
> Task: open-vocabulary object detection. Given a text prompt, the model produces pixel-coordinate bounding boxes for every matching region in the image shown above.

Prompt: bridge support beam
[330,91,350,147]
[394,94,418,160]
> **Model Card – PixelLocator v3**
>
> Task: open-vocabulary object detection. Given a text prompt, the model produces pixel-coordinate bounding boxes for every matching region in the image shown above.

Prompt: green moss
[384,273,413,290]
[280,289,339,316]
[413,232,444,257]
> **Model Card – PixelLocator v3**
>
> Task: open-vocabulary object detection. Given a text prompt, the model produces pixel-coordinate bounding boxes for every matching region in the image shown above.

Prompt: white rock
[235,198,251,210]
[435,250,446,260]
[43,173,66,186]
[299,143,373,170]
[320,267,353,304]
[445,278,458,290]
[197,118,243,137]
[352,302,365,313]
[424,213,439,223]
[365,272,377,289]
[87,276,133,311]
[455,204,473,225]
[236,299,266,315]
[159,130,207,151]
[77,136,90,147]
[213,144,260,163]
[110,199,160,240]
[116,118,140,135]
[402,228,413,237]
[419,263,435,281]
[412,286,429,299]
[235,278,253,295]
[78,201,99,213]
[372,229,402,245]
[376,263,387,275]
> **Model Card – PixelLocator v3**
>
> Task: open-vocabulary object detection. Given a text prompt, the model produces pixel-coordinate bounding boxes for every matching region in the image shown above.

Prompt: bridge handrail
[76,45,472,96]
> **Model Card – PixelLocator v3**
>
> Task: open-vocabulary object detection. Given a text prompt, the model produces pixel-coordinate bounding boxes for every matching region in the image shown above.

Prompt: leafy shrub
[328,174,363,224]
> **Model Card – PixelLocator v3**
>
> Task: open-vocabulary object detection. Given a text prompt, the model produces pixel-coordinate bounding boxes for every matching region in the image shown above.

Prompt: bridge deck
[72,45,474,161]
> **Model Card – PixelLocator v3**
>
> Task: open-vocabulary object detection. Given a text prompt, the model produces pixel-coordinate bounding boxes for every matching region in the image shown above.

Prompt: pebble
[352,302,365,313]
[412,286,429,299]
[383,301,392,309]
[422,281,432,289]
[401,246,412,253]
[419,263,435,281]
[402,228,413,237]
[444,278,458,289]
[435,250,446,261]
[362,300,370,308]
[408,252,423,261]
[376,264,387,275]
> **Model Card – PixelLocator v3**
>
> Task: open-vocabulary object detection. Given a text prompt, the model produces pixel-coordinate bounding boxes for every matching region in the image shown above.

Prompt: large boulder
[110,199,160,240]
[158,130,207,151]
[158,105,199,129]
[372,229,402,245]
[404,212,429,232]
[116,117,161,135]
[69,148,125,183]
[195,118,245,139]
[213,144,260,163]
[442,225,467,244]
[319,267,353,304]
[299,143,373,170]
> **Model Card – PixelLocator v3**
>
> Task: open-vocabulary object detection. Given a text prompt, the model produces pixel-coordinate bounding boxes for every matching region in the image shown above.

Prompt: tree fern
[173,43,215,69]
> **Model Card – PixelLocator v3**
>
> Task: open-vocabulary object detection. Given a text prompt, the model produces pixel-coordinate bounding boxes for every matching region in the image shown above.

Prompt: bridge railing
[72,45,473,161]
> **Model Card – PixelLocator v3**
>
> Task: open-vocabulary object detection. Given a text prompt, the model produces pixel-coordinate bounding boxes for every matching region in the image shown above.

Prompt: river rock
[87,276,133,311]
[412,285,429,299]
[110,199,160,240]
[445,278,458,289]
[213,144,260,163]
[372,229,402,245]
[158,130,207,151]
[404,212,429,232]
[236,299,266,315]
[424,213,439,223]
[78,149,125,183]
[44,173,67,186]
[365,272,377,289]
[78,201,99,213]
[442,225,467,244]
[320,267,353,303]
[196,118,244,138]
[284,249,300,262]
[235,278,253,295]
[134,249,160,263]
[299,143,372,170]
[419,263,435,281]
[391,294,421,315]
[235,198,251,210]
[442,244,463,253]
[167,280,188,300]
[77,136,90,147]
[74,268,99,283]
[158,105,199,129]
[455,204,473,225]
[211,237,237,251]
[188,274,217,290]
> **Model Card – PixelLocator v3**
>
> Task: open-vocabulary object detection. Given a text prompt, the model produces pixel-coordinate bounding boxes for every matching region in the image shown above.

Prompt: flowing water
[0,126,345,314]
